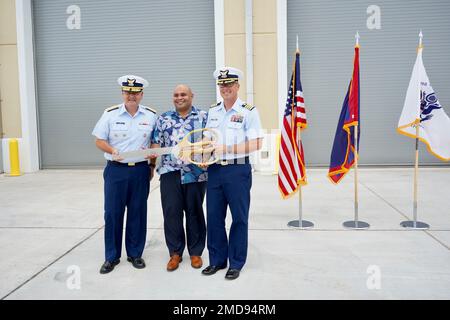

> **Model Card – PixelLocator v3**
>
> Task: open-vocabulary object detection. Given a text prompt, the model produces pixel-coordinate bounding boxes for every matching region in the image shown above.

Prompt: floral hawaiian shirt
[151,106,208,184]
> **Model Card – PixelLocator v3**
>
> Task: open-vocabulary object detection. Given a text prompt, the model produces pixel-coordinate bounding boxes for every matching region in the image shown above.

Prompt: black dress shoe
[127,257,146,269]
[225,268,240,280]
[201,265,226,276]
[99,259,120,274]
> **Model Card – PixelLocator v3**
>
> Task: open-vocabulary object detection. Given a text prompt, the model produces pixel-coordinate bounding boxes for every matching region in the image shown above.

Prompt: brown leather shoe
[166,254,182,271]
[190,256,203,269]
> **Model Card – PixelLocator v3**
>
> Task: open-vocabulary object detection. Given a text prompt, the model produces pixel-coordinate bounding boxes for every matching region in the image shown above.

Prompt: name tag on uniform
[208,117,220,127]
[112,121,129,131]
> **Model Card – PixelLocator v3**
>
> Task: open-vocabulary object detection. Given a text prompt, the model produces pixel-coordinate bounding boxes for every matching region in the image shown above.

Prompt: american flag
[278,50,307,198]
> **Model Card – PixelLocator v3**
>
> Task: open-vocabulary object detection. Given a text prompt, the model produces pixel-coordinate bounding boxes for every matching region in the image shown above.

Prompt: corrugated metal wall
[287,0,450,165]
[33,0,216,167]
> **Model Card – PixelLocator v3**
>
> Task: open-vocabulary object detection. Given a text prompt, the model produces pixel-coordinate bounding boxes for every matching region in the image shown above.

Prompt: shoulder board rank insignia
[241,103,254,111]
[144,107,156,114]
[105,105,120,112]
[210,102,221,108]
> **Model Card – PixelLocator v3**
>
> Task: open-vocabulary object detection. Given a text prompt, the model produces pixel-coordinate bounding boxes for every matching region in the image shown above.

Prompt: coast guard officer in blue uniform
[201,67,263,280]
[92,75,157,274]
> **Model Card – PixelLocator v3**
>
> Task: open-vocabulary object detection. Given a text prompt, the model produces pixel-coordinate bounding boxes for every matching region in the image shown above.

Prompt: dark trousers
[206,163,252,270]
[103,161,150,262]
[160,170,206,257]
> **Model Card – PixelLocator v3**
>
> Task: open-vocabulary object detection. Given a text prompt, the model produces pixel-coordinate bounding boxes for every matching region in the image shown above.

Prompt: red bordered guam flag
[328,45,360,184]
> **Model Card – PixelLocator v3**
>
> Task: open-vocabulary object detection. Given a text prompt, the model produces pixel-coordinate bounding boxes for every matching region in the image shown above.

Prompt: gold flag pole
[297,35,303,228]
[297,123,304,227]
[353,33,361,228]
[354,124,359,224]
[400,30,430,230]
[413,31,422,227]
[413,123,419,227]
[343,32,369,229]
[294,117,313,229]
[287,34,313,229]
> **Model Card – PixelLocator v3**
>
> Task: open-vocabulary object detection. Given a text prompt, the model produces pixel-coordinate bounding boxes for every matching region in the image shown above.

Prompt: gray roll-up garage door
[33,0,216,168]
[287,0,450,165]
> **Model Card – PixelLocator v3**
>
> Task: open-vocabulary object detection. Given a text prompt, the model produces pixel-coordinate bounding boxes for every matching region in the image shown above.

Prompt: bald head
[173,84,194,115]
[174,84,192,95]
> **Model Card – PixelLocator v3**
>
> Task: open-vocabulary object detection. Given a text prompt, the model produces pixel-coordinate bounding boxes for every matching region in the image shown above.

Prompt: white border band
[16,0,39,172]
[214,0,225,101]
[277,0,287,129]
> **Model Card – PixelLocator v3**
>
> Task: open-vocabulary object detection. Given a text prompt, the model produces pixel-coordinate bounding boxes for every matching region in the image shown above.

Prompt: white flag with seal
[397,47,450,161]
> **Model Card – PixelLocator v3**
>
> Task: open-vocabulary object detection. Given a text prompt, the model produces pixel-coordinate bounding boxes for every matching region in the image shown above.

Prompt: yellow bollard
[8,138,22,176]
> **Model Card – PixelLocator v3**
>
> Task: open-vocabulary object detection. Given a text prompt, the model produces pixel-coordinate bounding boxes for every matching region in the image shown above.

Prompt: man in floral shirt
[151,84,208,271]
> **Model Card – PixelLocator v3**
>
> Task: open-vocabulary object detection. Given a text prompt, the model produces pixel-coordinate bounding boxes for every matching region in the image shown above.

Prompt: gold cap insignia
[219,69,229,79]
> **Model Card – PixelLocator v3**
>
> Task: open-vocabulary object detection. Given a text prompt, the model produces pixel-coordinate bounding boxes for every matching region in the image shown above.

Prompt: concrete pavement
[0,168,449,299]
